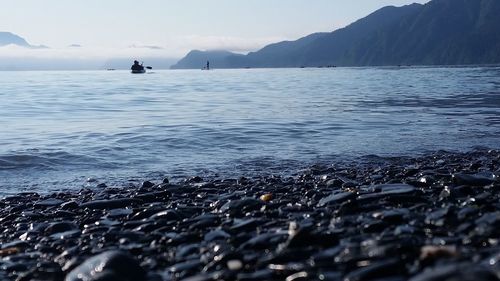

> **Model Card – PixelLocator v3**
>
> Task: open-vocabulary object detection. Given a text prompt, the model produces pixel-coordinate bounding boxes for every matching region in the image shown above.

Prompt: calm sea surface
[0,67,499,195]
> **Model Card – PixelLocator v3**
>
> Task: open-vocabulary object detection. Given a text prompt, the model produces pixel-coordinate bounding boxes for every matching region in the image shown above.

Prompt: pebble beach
[1,149,499,281]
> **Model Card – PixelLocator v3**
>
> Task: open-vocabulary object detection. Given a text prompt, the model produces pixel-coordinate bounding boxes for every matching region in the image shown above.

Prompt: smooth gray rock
[65,251,146,281]
[317,191,356,207]
[80,199,142,210]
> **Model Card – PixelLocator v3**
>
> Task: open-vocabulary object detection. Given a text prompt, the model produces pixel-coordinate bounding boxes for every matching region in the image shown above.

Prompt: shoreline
[1,149,499,281]
[1,63,500,72]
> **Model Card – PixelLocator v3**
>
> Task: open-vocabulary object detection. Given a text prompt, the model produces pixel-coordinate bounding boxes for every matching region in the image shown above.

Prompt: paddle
[139,61,153,70]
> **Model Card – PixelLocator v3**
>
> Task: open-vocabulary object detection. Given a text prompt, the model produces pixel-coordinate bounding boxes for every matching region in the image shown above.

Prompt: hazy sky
[1,0,430,58]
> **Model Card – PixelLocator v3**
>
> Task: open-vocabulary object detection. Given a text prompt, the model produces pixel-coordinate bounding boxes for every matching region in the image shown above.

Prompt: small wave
[0,151,101,170]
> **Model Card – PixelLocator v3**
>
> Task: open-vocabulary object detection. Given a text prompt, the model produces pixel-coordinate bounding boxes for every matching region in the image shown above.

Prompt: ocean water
[0,67,499,195]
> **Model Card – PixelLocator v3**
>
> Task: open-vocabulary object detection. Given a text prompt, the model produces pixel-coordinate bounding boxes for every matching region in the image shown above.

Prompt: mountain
[228,32,329,68]
[171,50,244,69]
[172,0,500,68]
[0,32,31,47]
[0,31,48,48]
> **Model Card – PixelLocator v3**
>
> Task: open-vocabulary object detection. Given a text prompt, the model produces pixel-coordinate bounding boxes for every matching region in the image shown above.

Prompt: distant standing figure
[206,61,210,70]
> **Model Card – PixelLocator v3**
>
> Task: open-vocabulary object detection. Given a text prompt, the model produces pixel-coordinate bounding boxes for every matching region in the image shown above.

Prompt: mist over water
[0,67,499,195]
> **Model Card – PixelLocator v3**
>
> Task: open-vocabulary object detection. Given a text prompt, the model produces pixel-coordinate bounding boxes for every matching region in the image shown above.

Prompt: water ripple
[0,67,499,194]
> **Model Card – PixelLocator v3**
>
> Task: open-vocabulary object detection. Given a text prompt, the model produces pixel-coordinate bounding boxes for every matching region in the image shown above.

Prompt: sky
[0,0,430,66]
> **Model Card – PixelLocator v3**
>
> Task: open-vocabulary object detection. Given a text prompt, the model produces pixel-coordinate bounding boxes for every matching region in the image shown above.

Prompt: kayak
[131,69,146,74]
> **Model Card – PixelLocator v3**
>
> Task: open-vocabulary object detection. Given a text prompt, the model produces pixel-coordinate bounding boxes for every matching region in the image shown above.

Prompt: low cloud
[0,35,293,70]
[128,44,164,50]
[175,35,286,54]
[0,44,177,70]
[0,34,288,59]
[0,44,170,60]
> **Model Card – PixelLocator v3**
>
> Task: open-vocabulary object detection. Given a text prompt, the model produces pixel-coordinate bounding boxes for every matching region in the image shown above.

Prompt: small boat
[131,69,146,74]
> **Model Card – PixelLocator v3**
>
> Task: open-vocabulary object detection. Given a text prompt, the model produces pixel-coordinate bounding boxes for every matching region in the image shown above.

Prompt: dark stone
[44,221,78,235]
[149,209,181,221]
[483,251,500,275]
[325,179,343,188]
[219,198,264,215]
[50,229,81,240]
[204,230,231,242]
[34,198,65,207]
[344,259,401,281]
[141,181,155,188]
[317,272,343,281]
[80,198,142,210]
[187,176,203,183]
[373,208,410,223]
[237,269,274,281]
[1,240,30,250]
[240,233,288,250]
[61,201,79,210]
[179,272,226,281]
[168,260,203,273]
[452,173,494,186]
[106,208,133,218]
[409,264,499,281]
[317,192,356,207]
[416,175,436,187]
[457,207,479,221]
[4,262,29,272]
[134,190,170,202]
[312,245,344,263]
[394,225,417,235]
[129,206,166,220]
[358,184,416,200]
[475,212,500,226]
[89,271,122,281]
[65,251,146,281]
[425,208,451,226]
[285,271,309,281]
[230,218,261,232]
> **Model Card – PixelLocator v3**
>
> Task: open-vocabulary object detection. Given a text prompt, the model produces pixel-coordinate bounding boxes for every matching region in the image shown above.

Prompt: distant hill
[228,32,329,68]
[171,50,244,69]
[172,0,500,68]
[0,32,31,47]
[0,31,48,49]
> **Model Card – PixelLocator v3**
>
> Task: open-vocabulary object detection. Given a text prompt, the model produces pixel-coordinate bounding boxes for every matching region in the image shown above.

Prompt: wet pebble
[0,149,498,281]
[65,251,146,281]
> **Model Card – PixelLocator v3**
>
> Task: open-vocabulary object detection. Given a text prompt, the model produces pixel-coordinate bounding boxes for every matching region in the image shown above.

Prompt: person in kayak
[131,60,144,71]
